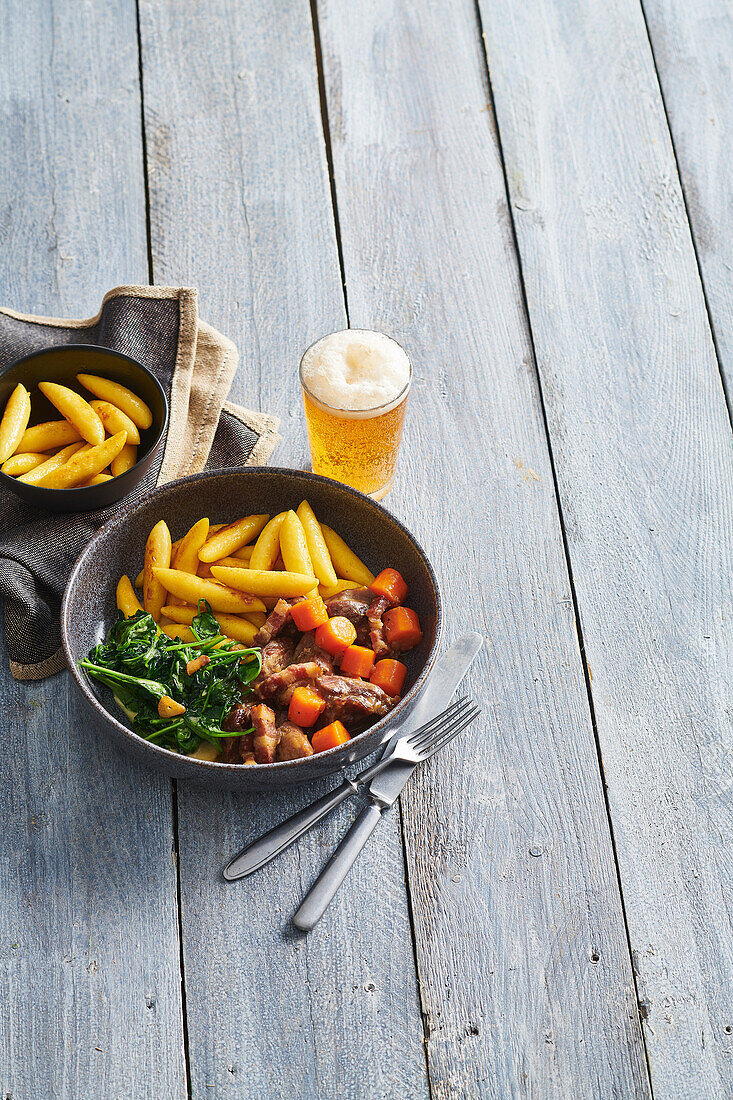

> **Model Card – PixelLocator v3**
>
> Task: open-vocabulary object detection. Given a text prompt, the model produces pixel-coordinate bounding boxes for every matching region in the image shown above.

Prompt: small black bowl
[61,467,442,791]
[0,344,168,512]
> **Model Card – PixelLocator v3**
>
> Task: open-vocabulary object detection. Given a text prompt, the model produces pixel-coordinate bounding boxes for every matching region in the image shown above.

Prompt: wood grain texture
[479,0,733,1095]
[316,0,649,1096]
[138,2,430,1096]
[642,0,733,401]
[0,0,148,315]
[0,3,187,1097]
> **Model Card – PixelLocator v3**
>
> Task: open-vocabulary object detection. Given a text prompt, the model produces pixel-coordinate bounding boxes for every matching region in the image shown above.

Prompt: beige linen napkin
[0,285,280,679]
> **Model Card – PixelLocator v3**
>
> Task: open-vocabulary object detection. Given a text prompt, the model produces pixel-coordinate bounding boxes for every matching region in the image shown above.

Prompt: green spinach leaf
[80,602,261,756]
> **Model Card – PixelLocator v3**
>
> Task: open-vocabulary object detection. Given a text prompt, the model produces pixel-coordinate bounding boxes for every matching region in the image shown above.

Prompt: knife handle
[292,802,384,931]
[222,778,357,880]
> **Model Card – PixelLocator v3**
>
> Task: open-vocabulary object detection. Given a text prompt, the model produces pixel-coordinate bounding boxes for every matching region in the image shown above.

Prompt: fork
[292,698,481,930]
[222,696,476,881]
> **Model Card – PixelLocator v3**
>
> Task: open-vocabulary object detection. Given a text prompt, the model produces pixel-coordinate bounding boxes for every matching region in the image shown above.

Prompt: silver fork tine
[406,695,470,738]
[399,698,471,754]
[406,707,473,755]
[405,696,469,739]
[415,704,481,760]
[416,708,479,761]
[406,697,473,753]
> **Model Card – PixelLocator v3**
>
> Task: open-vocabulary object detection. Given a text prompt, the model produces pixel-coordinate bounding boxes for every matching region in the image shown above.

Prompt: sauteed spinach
[80,601,261,756]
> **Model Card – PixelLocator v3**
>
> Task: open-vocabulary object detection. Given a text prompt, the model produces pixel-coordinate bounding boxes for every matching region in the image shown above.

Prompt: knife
[223,632,483,882]
[290,632,483,930]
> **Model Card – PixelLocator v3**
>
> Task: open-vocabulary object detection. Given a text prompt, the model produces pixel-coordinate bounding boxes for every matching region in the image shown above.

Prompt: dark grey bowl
[0,344,168,512]
[61,468,442,790]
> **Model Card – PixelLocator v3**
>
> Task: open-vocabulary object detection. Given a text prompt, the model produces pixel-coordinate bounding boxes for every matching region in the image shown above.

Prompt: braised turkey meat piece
[276,721,315,761]
[251,637,295,692]
[221,731,254,764]
[293,630,334,673]
[221,699,254,764]
[315,674,393,723]
[324,587,373,623]
[222,700,252,732]
[367,596,392,658]
[292,629,316,662]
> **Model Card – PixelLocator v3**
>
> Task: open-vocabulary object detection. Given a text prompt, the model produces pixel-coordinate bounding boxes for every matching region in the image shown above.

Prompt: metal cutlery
[292,697,480,930]
[224,697,473,879]
[223,631,484,882]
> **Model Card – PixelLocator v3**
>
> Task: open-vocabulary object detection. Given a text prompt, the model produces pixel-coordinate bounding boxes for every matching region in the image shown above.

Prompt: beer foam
[300,330,410,417]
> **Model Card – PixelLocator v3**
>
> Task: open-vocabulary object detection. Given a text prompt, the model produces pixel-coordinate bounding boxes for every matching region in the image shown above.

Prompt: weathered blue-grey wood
[642,0,733,403]
[0,3,187,1097]
[0,2,148,314]
[138,3,430,1096]
[479,0,733,1095]
[316,0,649,1095]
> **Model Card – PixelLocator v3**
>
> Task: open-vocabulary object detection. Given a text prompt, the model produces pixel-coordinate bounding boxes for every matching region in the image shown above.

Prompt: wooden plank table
[0,1,730,1097]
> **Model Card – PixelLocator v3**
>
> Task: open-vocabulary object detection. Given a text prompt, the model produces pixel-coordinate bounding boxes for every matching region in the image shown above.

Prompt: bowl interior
[62,468,441,783]
[0,344,167,488]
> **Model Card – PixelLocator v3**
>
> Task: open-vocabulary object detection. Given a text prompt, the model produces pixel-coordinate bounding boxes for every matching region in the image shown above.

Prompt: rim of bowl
[61,466,443,774]
[0,343,169,496]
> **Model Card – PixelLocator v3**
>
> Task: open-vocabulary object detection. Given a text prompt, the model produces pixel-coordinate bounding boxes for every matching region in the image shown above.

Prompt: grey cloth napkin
[0,286,280,681]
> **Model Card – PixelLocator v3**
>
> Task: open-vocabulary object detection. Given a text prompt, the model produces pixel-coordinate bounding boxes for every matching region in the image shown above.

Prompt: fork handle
[292,802,384,931]
[222,779,357,880]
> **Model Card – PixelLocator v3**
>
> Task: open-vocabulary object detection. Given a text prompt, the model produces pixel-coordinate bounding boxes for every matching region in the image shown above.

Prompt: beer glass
[299,331,411,500]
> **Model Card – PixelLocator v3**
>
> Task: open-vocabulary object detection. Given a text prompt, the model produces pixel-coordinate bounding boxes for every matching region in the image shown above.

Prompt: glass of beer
[299,329,411,500]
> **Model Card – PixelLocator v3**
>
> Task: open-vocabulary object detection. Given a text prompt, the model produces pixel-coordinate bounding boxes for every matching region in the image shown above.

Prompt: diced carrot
[314,616,357,657]
[370,659,407,697]
[311,721,351,753]
[339,644,375,679]
[369,567,408,605]
[383,606,423,651]
[288,684,326,728]
[290,595,329,632]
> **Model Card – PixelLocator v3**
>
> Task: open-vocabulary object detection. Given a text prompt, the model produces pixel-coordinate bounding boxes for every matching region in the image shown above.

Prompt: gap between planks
[135,0,430,1095]
[469,0,657,1089]
[308,0,350,322]
[305,3,438,1091]
[134,8,189,1095]
[636,0,733,421]
[314,0,650,1095]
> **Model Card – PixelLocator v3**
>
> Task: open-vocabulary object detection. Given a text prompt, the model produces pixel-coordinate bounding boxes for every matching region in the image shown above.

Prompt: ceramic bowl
[61,468,442,790]
[0,344,168,512]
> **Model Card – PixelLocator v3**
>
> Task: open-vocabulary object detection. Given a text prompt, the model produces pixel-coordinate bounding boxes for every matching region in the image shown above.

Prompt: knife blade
[224,632,483,881]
